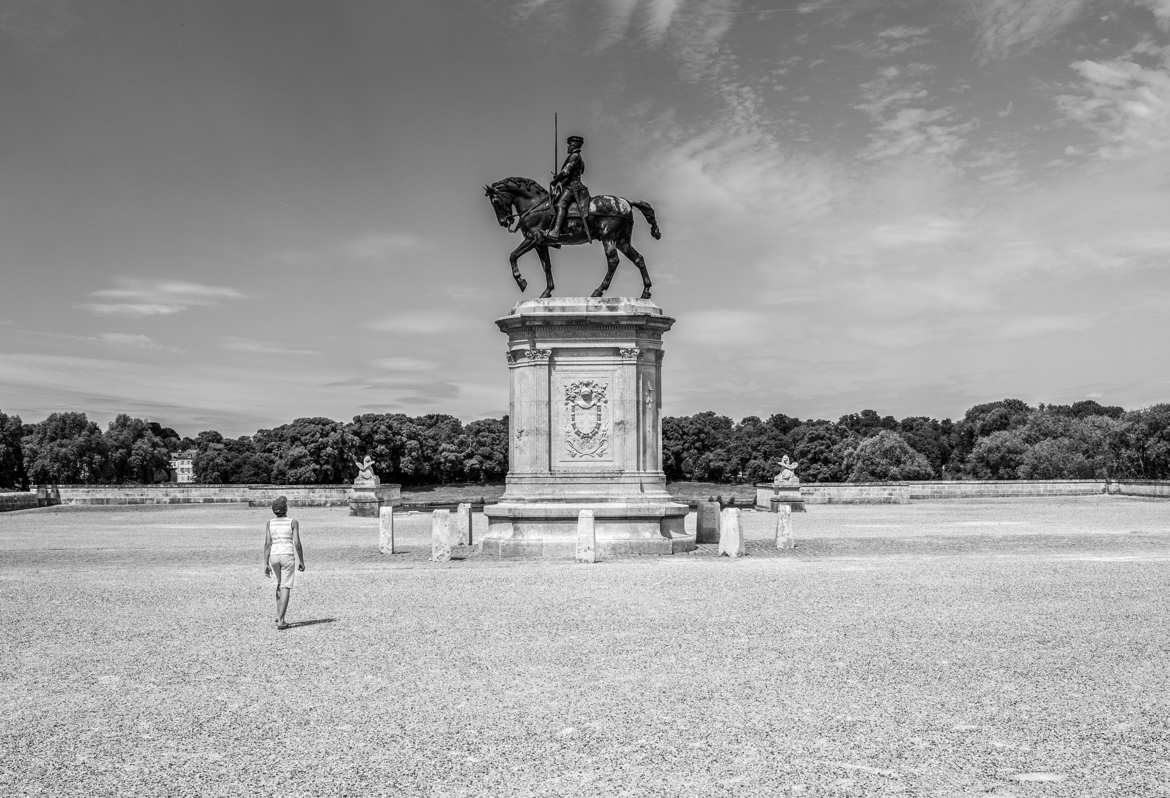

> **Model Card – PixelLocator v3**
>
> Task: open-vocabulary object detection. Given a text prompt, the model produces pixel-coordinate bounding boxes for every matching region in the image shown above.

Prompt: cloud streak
[80,278,245,317]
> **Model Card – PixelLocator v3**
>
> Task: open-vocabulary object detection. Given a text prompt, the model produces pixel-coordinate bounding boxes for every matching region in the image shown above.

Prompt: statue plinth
[348,481,402,517]
[482,297,691,558]
[755,481,806,512]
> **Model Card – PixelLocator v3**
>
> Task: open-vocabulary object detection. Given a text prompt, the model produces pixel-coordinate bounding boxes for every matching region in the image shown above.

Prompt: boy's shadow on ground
[282,618,339,629]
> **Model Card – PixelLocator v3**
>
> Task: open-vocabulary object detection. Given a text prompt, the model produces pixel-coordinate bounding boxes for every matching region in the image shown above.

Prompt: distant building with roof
[170,450,196,483]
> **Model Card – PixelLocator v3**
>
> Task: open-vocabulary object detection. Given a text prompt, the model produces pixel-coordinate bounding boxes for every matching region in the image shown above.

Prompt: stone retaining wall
[757,479,1117,506]
[906,480,1107,499]
[0,492,42,512]
[11,479,1166,513]
[1110,480,1170,499]
[801,484,911,504]
[53,485,354,507]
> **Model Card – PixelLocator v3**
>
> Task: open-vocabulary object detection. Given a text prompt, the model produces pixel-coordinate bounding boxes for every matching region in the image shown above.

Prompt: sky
[2,0,1169,437]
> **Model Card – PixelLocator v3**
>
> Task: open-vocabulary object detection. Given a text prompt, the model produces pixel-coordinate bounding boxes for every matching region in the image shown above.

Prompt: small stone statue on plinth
[354,455,378,486]
[770,455,805,513]
[349,454,400,517]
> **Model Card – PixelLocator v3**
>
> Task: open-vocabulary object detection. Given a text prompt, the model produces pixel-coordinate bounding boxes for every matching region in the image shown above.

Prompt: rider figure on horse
[547,135,592,242]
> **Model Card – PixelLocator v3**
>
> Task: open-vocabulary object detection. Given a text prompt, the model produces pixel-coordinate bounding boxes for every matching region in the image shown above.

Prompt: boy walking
[263,496,304,630]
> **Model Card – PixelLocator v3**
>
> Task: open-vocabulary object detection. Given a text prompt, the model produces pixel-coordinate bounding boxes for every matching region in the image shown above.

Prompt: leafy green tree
[347,413,412,482]
[790,422,855,482]
[662,412,735,480]
[1017,438,1095,479]
[103,414,173,483]
[0,411,27,489]
[193,436,272,483]
[846,430,935,481]
[949,398,1032,471]
[966,429,1029,479]
[148,422,183,452]
[255,418,356,484]
[898,416,950,477]
[1015,410,1118,478]
[1113,405,1170,478]
[21,412,110,484]
[459,417,508,483]
[838,409,898,438]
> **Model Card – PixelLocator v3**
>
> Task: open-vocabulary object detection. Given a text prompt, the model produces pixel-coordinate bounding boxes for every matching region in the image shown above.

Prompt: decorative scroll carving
[563,379,610,458]
[505,351,516,364]
[507,348,551,364]
[619,347,641,360]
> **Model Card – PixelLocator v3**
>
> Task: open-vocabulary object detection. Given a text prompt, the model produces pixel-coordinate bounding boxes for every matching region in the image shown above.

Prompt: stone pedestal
[757,483,806,512]
[348,483,402,517]
[718,508,744,558]
[696,501,721,544]
[482,298,691,558]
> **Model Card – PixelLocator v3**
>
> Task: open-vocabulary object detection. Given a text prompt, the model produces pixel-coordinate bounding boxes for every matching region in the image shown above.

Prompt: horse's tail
[629,200,662,240]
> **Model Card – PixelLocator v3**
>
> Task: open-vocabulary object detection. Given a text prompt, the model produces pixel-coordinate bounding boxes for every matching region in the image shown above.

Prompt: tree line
[1,399,1168,489]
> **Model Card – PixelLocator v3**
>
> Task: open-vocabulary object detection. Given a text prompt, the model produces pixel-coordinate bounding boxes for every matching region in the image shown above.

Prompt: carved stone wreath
[563,379,610,458]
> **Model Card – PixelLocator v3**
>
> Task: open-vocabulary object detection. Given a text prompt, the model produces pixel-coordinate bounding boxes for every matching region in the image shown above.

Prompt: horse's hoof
[517,278,527,292]
[590,290,604,298]
[640,290,652,300]
[539,291,553,299]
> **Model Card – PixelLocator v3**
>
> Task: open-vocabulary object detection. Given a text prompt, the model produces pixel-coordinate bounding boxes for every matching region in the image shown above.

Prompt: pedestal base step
[482,500,693,559]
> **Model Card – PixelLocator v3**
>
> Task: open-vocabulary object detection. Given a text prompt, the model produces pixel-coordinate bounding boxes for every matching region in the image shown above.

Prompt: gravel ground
[2,496,1168,797]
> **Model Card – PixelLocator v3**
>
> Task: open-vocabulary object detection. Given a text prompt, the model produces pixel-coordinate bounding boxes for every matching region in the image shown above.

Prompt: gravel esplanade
[2,496,1167,796]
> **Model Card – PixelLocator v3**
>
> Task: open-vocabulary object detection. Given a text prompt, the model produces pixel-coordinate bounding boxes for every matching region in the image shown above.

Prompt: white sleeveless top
[269,518,295,557]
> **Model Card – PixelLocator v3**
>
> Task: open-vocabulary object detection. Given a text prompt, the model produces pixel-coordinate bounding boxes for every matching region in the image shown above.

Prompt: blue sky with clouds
[2,0,1169,436]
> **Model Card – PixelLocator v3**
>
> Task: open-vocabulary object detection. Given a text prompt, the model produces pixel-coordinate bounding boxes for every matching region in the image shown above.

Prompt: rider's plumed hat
[566,135,584,146]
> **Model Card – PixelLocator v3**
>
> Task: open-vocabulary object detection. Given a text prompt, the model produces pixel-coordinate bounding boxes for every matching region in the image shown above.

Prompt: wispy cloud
[91,332,176,351]
[374,356,438,371]
[840,25,933,58]
[221,337,319,356]
[366,310,469,336]
[855,64,974,163]
[1137,0,1170,30]
[963,0,1092,62]
[1057,52,1170,159]
[80,277,245,317]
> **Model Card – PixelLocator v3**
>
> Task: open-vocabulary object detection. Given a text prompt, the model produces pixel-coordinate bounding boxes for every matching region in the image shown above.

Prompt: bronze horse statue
[483,177,662,299]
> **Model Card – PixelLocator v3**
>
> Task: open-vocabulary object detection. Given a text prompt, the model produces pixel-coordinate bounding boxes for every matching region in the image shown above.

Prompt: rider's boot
[546,207,568,240]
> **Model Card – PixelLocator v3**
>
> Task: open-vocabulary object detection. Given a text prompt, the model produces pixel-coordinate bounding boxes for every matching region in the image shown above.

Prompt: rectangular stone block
[456,502,473,545]
[431,509,453,562]
[379,506,395,555]
[775,505,794,550]
[697,501,720,544]
[718,508,744,558]
[575,509,597,563]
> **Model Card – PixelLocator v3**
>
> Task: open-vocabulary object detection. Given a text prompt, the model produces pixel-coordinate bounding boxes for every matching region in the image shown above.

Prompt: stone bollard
[575,509,597,563]
[431,509,453,562]
[775,504,794,550]
[696,501,720,544]
[379,506,395,555]
[455,502,473,545]
[718,508,744,558]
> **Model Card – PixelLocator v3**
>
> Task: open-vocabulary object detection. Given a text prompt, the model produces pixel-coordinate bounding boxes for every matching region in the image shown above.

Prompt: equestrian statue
[483,134,662,300]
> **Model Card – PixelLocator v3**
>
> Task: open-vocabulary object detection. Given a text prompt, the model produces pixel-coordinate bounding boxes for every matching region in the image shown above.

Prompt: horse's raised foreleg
[508,237,538,292]
[536,244,555,299]
[591,240,620,298]
[617,240,652,300]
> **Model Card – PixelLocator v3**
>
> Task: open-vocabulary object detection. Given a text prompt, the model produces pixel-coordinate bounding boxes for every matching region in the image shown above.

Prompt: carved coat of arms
[563,379,609,458]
